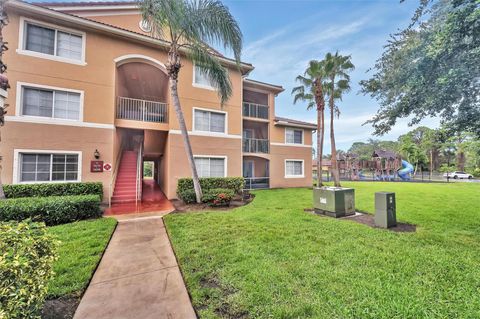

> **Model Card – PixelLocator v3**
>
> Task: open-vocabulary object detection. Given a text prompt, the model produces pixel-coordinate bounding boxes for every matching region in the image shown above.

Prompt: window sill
[17,49,87,66]
[285,175,305,179]
[192,82,216,91]
[15,180,81,185]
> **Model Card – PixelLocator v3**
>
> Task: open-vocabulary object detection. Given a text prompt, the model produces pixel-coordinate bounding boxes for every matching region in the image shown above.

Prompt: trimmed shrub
[178,189,197,204]
[0,221,58,319]
[177,177,244,201]
[3,182,103,200]
[202,188,235,206]
[0,195,101,226]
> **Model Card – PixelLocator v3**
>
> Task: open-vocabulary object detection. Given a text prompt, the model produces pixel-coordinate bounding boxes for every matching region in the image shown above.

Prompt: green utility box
[313,187,355,218]
[374,192,396,228]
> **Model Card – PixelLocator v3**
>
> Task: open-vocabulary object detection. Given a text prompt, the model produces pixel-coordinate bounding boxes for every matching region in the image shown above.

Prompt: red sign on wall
[91,160,104,173]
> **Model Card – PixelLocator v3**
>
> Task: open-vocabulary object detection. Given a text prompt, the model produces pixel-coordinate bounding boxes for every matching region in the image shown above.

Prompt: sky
[220,0,440,153]
[32,0,440,152]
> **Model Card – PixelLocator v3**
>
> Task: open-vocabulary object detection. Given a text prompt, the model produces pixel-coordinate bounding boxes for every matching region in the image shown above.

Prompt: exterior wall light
[94,149,101,159]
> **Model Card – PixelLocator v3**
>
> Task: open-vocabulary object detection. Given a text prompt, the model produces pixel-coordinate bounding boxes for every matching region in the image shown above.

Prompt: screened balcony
[242,102,269,119]
[116,96,167,123]
[243,138,269,154]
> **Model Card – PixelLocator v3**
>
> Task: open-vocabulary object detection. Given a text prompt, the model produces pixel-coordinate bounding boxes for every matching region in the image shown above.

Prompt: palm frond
[184,0,242,64]
[187,41,232,104]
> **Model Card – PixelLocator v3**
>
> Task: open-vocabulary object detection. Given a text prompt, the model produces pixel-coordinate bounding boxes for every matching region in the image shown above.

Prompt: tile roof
[35,1,137,7]
[274,116,317,129]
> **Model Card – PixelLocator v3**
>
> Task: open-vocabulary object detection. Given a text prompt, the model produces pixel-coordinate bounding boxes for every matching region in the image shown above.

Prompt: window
[23,21,84,62]
[19,153,79,182]
[194,157,226,177]
[21,86,81,120]
[285,128,303,144]
[193,65,215,89]
[285,160,304,178]
[194,109,226,133]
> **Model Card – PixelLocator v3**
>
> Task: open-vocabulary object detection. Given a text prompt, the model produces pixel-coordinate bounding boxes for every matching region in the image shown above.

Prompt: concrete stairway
[111,151,139,204]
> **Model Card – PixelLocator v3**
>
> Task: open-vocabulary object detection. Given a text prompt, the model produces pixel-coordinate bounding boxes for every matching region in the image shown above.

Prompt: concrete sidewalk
[74,217,196,319]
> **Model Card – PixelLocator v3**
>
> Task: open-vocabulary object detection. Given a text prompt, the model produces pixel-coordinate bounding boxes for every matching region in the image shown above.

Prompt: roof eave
[8,0,255,74]
[274,120,317,130]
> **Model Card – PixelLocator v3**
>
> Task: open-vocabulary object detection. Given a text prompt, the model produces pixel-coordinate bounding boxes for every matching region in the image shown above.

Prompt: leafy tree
[399,137,427,174]
[361,0,480,136]
[292,60,328,187]
[140,0,242,203]
[324,52,355,187]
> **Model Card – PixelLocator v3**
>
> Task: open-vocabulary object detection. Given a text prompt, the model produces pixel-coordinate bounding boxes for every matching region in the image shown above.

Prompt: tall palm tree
[292,60,327,187]
[139,0,242,203]
[323,52,355,187]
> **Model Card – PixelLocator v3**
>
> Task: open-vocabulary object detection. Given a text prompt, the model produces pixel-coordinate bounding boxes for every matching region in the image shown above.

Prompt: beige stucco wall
[2,7,313,201]
[269,145,313,188]
[1,121,114,200]
[165,133,242,198]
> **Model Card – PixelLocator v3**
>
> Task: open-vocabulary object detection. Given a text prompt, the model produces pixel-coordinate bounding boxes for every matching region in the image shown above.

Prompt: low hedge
[202,188,234,206]
[4,182,103,200]
[0,221,58,319]
[177,177,244,202]
[0,195,102,226]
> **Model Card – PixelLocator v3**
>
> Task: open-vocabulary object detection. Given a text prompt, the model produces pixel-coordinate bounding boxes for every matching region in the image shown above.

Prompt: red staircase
[111,151,139,204]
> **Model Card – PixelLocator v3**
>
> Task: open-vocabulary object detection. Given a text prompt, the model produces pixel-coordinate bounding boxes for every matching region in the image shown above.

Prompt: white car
[443,171,473,179]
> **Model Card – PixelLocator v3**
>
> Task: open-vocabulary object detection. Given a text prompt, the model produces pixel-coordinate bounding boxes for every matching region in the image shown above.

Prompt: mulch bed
[171,194,254,213]
[305,209,416,232]
[42,296,80,319]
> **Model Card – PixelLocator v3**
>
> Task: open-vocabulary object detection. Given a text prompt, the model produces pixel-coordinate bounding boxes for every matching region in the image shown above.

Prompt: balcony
[116,96,168,123]
[244,177,269,189]
[243,102,269,120]
[243,138,269,154]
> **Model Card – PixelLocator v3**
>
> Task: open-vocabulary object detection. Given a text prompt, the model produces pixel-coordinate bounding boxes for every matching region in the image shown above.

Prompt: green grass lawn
[47,218,117,298]
[165,182,480,319]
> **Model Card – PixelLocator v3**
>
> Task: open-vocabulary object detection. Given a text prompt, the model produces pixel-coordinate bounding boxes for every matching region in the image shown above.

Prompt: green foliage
[143,162,153,178]
[177,177,244,201]
[348,139,399,160]
[178,189,197,204]
[165,183,480,318]
[439,164,457,173]
[0,221,58,319]
[139,0,242,104]
[0,195,101,226]
[361,0,480,136]
[47,218,117,298]
[4,182,103,200]
[201,188,234,206]
[471,168,480,177]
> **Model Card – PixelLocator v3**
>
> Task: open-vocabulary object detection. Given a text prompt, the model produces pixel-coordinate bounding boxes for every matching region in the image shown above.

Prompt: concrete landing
[74,218,196,319]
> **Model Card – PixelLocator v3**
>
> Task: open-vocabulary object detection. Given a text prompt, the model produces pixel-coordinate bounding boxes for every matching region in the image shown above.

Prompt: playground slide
[398,160,414,181]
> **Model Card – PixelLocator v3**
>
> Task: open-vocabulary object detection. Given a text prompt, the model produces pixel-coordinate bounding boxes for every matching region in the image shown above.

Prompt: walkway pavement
[74,217,196,319]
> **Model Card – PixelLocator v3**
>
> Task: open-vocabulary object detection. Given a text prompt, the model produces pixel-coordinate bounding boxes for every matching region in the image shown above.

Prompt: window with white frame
[194,109,226,133]
[285,128,303,144]
[194,157,226,177]
[23,22,84,61]
[285,160,304,177]
[193,65,215,88]
[19,153,79,182]
[21,86,81,120]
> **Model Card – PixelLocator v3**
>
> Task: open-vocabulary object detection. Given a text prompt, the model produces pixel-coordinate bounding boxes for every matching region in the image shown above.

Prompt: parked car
[443,171,473,179]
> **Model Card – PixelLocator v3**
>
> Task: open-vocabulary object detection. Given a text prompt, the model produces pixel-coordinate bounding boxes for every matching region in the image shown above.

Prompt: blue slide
[398,160,414,181]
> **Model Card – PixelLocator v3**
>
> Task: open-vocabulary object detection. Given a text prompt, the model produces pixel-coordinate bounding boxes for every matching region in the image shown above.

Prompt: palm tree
[323,52,355,187]
[139,0,242,203]
[292,60,327,187]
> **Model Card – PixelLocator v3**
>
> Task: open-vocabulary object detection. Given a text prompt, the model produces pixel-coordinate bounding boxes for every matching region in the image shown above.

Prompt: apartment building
[1,0,315,203]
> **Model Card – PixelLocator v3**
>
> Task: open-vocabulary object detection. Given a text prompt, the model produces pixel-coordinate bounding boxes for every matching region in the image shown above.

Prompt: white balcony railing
[243,102,269,119]
[116,96,168,123]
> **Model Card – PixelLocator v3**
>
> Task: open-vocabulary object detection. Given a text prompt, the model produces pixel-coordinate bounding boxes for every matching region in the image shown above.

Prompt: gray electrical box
[313,187,355,218]
[374,192,396,228]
